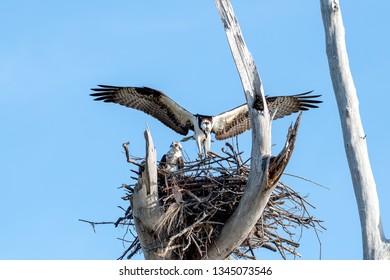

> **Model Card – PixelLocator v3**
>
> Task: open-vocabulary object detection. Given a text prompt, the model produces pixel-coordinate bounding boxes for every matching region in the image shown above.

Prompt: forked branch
[204,0,296,259]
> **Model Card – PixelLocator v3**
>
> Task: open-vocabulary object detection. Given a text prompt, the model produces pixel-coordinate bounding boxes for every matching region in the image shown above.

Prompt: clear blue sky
[0,0,389,260]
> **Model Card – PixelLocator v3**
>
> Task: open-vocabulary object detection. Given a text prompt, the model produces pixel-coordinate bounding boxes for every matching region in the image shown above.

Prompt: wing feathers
[213,91,322,140]
[212,104,250,140]
[90,85,194,135]
[91,85,321,141]
[267,91,322,120]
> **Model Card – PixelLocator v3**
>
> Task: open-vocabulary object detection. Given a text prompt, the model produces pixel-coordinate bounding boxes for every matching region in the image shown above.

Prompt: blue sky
[0,0,389,260]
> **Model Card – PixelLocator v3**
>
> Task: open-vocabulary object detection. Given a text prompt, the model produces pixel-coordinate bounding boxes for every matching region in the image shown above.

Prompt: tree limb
[320,0,389,259]
[130,128,167,259]
[268,113,301,188]
[205,0,278,259]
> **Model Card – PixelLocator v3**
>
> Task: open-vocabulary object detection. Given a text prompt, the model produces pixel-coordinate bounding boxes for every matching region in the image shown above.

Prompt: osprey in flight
[90,85,321,157]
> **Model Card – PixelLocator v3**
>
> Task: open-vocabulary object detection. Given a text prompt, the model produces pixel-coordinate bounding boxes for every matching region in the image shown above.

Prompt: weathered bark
[320,0,390,259]
[133,117,301,260]
[130,128,168,259]
[132,1,302,260]
[268,113,302,188]
[204,0,291,260]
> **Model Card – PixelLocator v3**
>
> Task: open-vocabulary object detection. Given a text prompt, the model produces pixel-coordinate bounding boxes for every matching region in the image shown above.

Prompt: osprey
[159,141,184,172]
[90,85,321,157]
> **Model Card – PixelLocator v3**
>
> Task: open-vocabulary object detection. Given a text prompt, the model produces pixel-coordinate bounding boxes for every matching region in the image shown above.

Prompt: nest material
[118,143,325,260]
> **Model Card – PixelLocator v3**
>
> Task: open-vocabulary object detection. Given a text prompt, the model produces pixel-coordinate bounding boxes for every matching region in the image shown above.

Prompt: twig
[83,139,325,260]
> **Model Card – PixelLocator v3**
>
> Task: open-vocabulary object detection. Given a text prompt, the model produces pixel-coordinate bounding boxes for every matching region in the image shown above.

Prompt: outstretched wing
[267,91,322,120]
[212,91,322,140]
[90,85,194,135]
[212,104,250,140]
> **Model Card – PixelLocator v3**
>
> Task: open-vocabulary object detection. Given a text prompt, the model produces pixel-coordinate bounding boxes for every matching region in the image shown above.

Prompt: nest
[117,142,325,260]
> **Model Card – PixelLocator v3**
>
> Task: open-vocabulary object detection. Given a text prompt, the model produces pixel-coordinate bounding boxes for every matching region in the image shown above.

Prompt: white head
[169,141,182,154]
[164,141,184,172]
[199,118,212,137]
[193,115,213,158]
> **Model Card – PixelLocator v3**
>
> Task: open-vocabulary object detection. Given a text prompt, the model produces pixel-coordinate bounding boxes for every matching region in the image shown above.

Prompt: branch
[130,127,166,259]
[214,1,268,117]
[122,142,144,170]
[268,113,301,187]
[205,0,274,259]
[78,219,122,233]
[320,0,389,259]
[122,142,131,163]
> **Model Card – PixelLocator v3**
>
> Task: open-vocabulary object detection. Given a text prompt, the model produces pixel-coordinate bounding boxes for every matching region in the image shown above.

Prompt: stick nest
[117,142,325,260]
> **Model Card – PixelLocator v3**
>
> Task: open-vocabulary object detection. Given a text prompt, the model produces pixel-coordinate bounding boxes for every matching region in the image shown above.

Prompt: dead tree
[130,128,166,260]
[127,116,322,260]
[204,0,280,259]
[127,0,321,260]
[320,0,390,259]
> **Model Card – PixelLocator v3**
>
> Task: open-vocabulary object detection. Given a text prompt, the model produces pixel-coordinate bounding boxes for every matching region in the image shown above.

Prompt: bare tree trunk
[204,0,276,260]
[130,128,168,260]
[320,0,390,259]
[131,0,301,260]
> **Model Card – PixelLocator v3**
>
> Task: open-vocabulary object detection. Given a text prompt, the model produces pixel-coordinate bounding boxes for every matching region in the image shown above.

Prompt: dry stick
[122,142,131,162]
[122,142,145,169]
[117,237,140,260]
[224,142,241,167]
[118,136,323,260]
[283,173,329,190]
[158,214,208,258]
[78,219,124,233]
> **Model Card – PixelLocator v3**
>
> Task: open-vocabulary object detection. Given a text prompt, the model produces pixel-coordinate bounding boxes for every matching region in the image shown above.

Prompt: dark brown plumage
[90,85,322,156]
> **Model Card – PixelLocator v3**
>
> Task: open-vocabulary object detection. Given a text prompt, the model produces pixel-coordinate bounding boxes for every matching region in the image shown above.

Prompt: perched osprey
[90,85,321,157]
[159,141,184,172]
